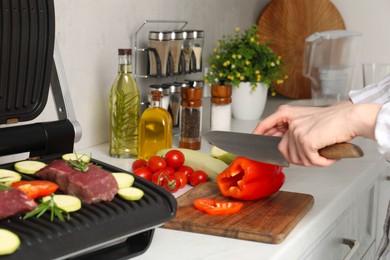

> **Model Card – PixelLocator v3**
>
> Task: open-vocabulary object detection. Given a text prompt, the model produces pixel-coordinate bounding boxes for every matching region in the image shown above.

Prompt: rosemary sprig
[23,194,70,222]
[67,159,89,172]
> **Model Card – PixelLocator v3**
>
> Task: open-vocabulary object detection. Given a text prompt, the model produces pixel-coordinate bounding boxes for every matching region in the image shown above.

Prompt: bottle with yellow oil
[138,90,172,160]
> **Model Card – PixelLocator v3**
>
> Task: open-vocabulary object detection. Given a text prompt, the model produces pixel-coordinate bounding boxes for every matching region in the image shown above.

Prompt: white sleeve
[350,74,390,104]
[375,102,390,162]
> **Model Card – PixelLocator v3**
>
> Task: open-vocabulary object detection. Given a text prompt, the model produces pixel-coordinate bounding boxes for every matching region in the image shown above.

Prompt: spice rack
[133,20,188,81]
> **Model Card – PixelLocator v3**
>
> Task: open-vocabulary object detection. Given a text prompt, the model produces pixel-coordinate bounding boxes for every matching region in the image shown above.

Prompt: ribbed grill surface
[0,157,176,260]
[0,0,54,123]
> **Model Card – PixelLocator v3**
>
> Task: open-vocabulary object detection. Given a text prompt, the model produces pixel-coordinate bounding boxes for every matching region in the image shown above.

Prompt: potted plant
[204,25,287,120]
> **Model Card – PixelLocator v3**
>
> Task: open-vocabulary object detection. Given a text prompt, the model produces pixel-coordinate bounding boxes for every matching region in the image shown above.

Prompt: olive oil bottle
[138,90,172,160]
[109,49,140,158]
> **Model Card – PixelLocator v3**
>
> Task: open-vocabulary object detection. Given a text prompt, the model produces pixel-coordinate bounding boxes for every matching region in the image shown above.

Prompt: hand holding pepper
[217,157,285,200]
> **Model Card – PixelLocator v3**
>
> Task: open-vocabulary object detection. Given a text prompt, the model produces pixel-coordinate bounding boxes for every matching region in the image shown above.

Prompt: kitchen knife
[203,131,364,167]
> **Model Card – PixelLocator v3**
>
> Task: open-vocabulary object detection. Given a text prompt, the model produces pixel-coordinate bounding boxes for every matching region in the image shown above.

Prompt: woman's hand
[253,101,381,167]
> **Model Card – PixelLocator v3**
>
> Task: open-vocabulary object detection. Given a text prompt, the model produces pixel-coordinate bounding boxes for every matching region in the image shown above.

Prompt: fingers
[278,130,339,167]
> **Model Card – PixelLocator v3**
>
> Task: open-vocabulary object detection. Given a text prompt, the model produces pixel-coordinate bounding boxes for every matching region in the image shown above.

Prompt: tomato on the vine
[152,170,170,186]
[164,150,185,169]
[132,159,147,172]
[133,167,153,181]
[177,165,194,181]
[163,174,180,193]
[189,170,208,186]
[147,156,166,172]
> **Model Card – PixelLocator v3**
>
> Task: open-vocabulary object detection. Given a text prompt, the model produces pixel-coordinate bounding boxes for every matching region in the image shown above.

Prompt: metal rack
[132,20,188,82]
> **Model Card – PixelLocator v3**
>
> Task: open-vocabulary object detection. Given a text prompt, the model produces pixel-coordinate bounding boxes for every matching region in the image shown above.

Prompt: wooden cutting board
[257,0,346,99]
[163,182,314,244]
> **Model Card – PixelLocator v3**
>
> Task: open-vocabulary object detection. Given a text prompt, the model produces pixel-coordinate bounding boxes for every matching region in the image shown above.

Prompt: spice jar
[182,30,194,74]
[192,30,204,72]
[164,82,182,127]
[148,31,171,77]
[169,31,183,75]
[179,84,203,150]
[211,84,232,131]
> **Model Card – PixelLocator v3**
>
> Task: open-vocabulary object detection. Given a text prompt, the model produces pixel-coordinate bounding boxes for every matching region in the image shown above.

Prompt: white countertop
[80,98,388,260]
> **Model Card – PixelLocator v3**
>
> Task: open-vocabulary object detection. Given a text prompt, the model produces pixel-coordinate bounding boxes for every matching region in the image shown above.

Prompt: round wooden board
[257,0,346,99]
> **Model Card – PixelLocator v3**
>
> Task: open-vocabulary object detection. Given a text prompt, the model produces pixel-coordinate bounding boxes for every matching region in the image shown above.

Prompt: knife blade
[203,131,364,167]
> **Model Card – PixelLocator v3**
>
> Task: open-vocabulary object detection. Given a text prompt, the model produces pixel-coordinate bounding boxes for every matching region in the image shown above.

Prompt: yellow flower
[240,76,245,80]
[219,72,224,77]
[213,48,218,52]
[235,27,240,32]
[231,64,235,69]
[255,70,260,74]
[270,62,275,67]
[237,54,242,59]
[232,54,236,59]
[276,79,284,84]
[250,37,255,42]
[257,74,262,82]
[216,55,220,59]
[211,64,216,69]
[245,61,251,65]
[217,41,221,47]
[236,73,241,77]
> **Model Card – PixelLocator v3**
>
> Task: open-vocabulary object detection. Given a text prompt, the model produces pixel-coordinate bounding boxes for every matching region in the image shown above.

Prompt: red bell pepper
[193,198,244,215]
[217,157,285,200]
[12,180,59,199]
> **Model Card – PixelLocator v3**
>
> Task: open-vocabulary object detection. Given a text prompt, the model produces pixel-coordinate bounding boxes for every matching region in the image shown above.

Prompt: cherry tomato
[164,166,176,176]
[152,170,170,186]
[133,167,153,181]
[12,180,59,199]
[163,174,180,193]
[132,159,147,172]
[175,171,187,188]
[147,156,166,172]
[177,165,194,181]
[164,150,185,169]
[189,170,208,186]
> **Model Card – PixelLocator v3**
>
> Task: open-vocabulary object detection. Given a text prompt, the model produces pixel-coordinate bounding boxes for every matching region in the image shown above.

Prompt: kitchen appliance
[303,30,362,105]
[203,131,364,167]
[0,1,176,259]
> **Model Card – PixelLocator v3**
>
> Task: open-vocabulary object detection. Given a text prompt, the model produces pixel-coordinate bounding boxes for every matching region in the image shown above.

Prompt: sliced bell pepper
[11,180,59,199]
[217,157,285,200]
[193,198,244,215]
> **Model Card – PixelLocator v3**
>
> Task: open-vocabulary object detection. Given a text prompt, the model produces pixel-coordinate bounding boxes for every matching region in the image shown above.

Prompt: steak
[36,160,119,204]
[0,188,37,220]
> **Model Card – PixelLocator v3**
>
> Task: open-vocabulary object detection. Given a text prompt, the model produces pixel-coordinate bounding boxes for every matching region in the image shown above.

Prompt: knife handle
[319,143,364,159]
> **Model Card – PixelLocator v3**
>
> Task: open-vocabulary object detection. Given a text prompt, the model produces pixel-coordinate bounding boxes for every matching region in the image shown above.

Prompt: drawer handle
[343,238,360,260]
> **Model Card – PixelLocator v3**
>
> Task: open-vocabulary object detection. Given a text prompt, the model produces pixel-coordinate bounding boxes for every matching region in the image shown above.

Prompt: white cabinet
[376,166,390,246]
[303,181,378,260]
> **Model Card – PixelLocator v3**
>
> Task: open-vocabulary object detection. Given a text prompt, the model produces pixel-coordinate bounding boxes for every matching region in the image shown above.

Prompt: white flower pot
[231,82,268,120]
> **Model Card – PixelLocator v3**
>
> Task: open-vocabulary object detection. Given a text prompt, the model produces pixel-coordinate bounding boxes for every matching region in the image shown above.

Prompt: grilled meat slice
[36,160,119,204]
[0,188,37,220]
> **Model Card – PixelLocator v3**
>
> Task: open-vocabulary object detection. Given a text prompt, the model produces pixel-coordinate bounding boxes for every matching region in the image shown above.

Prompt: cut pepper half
[217,157,285,200]
[193,198,244,215]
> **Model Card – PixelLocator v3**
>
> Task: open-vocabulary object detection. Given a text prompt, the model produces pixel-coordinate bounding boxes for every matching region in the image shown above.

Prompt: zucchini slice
[14,161,46,174]
[0,229,20,255]
[62,153,91,163]
[0,169,22,186]
[42,194,82,212]
[112,172,135,189]
[118,187,144,201]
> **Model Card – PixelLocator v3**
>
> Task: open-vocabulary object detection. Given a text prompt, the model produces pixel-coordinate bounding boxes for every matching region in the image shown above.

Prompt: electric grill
[0,0,177,259]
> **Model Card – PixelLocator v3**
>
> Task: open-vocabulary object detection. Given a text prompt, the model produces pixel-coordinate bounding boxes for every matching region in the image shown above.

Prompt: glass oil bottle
[109,48,140,158]
[138,90,173,160]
